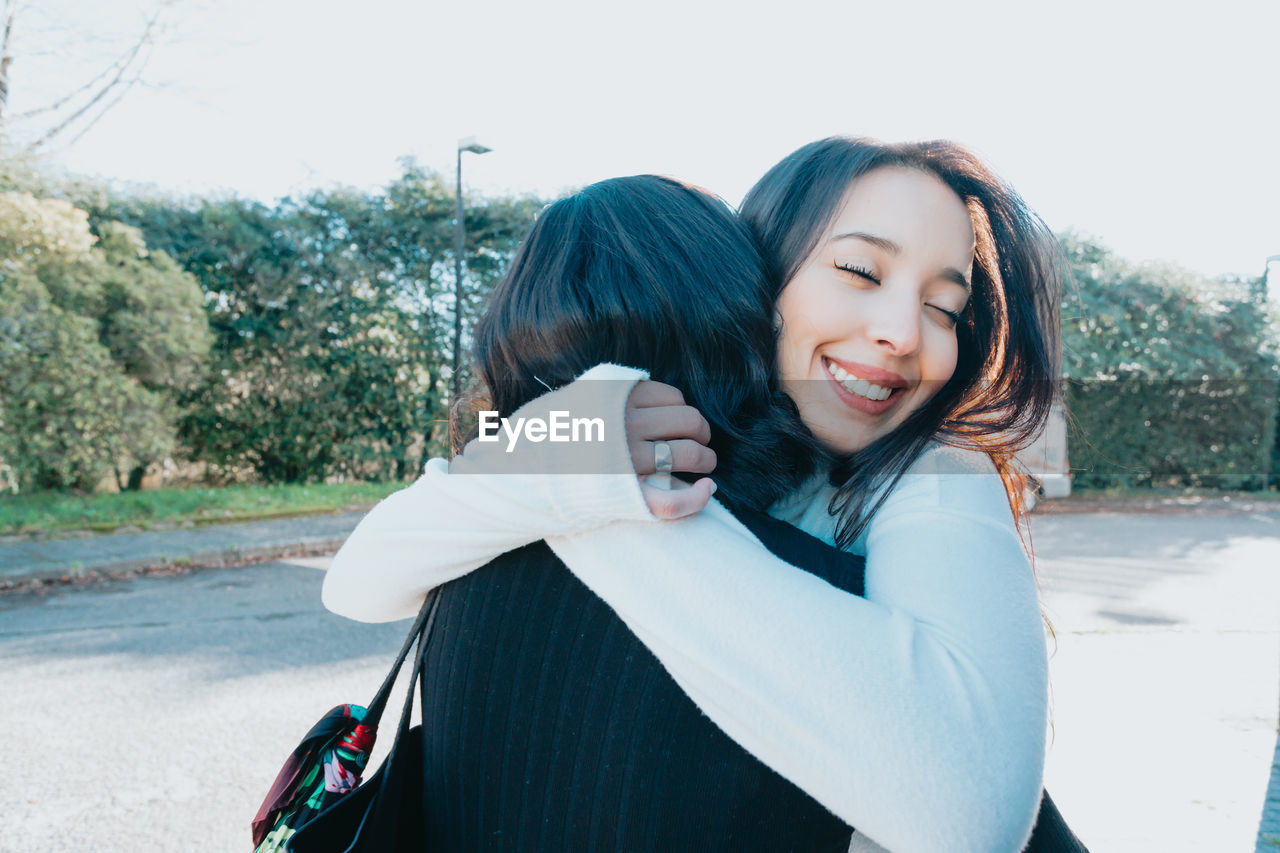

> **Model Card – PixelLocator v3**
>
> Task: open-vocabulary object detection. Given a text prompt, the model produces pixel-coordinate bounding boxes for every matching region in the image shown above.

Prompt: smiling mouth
[822,357,904,403]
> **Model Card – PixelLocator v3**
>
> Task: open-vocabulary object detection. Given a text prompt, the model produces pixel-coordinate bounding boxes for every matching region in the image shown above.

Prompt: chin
[810,422,873,456]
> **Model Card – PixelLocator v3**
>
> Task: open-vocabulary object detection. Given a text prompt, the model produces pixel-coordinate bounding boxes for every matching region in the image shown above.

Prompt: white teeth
[825,359,894,402]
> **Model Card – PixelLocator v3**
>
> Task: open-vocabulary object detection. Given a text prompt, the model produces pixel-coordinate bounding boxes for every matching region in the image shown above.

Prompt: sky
[9,0,1280,279]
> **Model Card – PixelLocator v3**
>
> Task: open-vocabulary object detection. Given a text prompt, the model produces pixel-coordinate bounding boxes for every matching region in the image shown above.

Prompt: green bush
[1064,379,1277,489]
[0,192,209,491]
[95,163,545,484]
[1060,235,1279,490]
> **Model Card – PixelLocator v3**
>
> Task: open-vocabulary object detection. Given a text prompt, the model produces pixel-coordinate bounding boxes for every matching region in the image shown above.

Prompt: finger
[641,477,716,519]
[627,380,686,409]
[628,405,713,446]
[630,439,717,476]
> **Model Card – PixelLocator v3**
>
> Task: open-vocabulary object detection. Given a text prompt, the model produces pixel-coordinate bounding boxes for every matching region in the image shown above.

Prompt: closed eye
[834,262,880,285]
[928,304,966,327]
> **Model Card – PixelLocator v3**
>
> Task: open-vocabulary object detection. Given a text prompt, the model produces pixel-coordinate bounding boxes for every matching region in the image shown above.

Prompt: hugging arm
[548,455,1047,853]
[322,368,1048,852]
[321,364,656,622]
[323,363,720,622]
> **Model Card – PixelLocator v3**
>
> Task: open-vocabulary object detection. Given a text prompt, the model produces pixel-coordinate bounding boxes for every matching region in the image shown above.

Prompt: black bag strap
[348,590,442,850]
[375,590,436,792]
[361,589,439,729]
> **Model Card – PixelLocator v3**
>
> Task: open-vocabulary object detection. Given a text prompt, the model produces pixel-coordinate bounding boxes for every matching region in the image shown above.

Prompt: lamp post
[453,136,492,400]
[1264,255,1280,303]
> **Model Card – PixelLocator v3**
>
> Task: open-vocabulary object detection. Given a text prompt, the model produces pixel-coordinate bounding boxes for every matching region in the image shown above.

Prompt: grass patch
[0,481,408,538]
[1061,484,1280,501]
[1040,484,1280,514]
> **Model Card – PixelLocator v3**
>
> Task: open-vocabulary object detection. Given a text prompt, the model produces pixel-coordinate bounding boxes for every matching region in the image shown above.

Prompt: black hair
[740,137,1063,546]
[462,174,827,511]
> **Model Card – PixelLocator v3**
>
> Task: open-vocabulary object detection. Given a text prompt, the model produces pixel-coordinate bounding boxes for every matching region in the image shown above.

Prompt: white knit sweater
[322,363,1048,853]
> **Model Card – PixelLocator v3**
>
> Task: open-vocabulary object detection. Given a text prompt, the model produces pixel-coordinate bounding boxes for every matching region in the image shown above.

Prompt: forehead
[828,167,976,261]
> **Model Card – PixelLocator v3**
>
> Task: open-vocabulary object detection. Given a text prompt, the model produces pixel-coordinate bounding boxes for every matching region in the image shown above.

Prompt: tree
[0,190,208,491]
[95,219,211,486]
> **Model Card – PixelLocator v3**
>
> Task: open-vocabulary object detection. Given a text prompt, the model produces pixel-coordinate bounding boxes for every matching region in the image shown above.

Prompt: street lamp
[1264,255,1280,302]
[453,136,493,400]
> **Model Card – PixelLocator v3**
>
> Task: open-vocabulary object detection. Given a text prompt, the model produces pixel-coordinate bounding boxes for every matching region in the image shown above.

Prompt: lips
[821,356,909,416]
[822,356,909,389]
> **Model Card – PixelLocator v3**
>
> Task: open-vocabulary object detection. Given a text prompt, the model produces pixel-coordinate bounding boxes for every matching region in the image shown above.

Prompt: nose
[864,288,922,356]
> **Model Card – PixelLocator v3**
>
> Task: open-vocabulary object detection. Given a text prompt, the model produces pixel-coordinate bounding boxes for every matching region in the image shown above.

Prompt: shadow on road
[1030,512,1280,623]
[0,560,410,677]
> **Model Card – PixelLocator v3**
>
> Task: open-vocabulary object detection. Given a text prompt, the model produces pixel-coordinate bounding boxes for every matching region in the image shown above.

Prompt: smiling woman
[775,166,975,455]
[740,138,1061,550]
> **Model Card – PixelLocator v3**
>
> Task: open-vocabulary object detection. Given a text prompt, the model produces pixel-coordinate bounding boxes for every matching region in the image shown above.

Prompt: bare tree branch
[8,39,137,121]
[2,0,180,152]
[22,54,149,153]
[22,37,151,152]
[51,74,141,152]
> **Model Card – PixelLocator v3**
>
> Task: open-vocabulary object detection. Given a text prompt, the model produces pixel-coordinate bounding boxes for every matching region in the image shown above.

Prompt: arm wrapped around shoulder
[544,444,1048,852]
[322,363,655,623]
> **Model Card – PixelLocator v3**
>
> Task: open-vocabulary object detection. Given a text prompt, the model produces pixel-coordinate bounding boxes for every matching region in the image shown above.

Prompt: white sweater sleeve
[321,363,655,622]
[545,446,1047,853]
[322,364,1047,851]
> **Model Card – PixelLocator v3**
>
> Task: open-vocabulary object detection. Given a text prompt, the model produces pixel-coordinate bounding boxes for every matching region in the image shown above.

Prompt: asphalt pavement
[2,508,1278,851]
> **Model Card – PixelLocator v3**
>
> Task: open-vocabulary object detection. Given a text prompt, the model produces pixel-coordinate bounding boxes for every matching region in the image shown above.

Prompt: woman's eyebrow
[832,231,972,292]
[832,231,900,255]
[938,268,972,293]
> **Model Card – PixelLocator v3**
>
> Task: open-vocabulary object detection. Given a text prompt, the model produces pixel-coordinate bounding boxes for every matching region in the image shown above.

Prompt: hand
[625,380,717,519]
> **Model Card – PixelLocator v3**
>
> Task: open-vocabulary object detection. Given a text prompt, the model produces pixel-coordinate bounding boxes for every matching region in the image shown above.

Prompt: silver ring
[653,441,673,475]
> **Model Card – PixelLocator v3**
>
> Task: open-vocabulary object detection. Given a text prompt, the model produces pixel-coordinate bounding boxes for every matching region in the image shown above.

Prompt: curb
[1036,499,1280,516]
[0,536,348,587]
[1258,732,1280,851]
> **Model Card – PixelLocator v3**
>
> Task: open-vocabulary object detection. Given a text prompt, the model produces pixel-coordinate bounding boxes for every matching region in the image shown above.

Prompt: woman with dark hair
[324,139,1080,851]
[331,174,868,852]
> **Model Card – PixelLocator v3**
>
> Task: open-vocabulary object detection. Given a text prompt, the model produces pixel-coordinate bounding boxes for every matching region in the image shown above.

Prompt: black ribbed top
[417,505,864,851]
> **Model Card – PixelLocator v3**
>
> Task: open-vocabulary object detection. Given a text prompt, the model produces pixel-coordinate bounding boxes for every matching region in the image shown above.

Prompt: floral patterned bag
[251,591,440,852]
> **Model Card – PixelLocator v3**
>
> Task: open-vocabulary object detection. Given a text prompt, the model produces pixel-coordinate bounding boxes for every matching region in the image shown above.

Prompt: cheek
[923,331,960,386]
[774,276,844,367]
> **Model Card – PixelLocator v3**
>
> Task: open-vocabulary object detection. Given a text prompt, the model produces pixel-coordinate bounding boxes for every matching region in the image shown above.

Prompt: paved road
[2,511,1278,851]
[1030,511,1280,852]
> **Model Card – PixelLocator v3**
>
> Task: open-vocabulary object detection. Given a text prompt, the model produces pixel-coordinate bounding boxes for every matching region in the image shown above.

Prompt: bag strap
[377,588,438,782]
[362,589,439,729]
[354,589,442,848]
